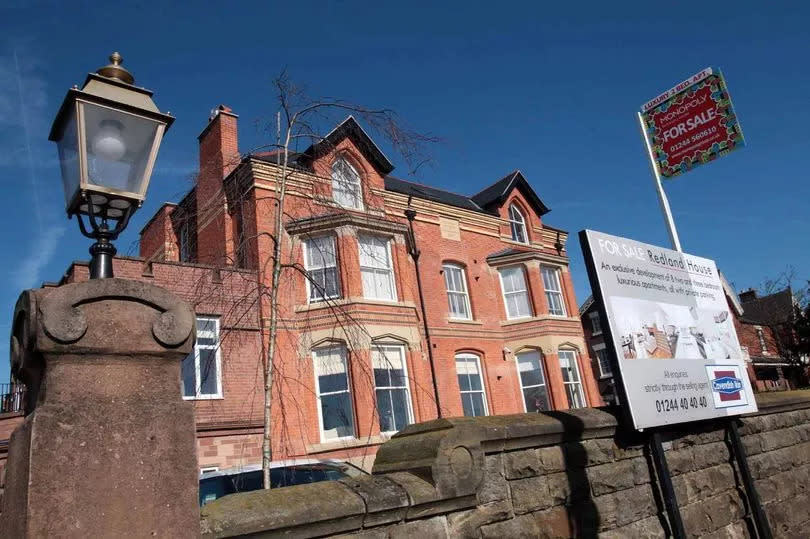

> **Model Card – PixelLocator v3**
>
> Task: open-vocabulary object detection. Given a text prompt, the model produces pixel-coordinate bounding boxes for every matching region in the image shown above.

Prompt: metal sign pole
[637,112,682,252]
[636,110,772,538]
[637,110,688,539]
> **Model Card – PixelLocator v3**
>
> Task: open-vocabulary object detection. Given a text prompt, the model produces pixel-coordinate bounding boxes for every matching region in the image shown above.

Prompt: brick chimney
[196,105,239,266]
[739,288,758,304]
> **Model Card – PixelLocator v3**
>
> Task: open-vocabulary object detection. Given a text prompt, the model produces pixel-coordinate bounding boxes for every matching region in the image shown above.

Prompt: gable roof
[471,170,550,217]
[740,288,794,325]
[300,116,394,175]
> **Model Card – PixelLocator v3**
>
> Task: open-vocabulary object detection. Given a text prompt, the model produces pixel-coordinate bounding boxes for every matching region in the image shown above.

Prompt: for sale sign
[641,68,745,178]
[579,229,757,430]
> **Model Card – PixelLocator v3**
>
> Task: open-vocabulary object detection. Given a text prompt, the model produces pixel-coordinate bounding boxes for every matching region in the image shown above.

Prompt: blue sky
[1,1,808,382]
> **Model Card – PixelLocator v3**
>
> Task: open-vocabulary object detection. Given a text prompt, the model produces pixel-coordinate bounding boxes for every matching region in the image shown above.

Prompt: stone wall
[200,398,810,538]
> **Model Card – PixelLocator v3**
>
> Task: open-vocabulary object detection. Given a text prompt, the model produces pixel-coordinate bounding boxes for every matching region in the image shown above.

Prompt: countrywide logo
[705,365,748,408]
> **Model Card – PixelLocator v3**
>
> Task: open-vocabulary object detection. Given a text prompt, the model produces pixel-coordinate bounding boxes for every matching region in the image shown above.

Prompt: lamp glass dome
[81,101,161,201]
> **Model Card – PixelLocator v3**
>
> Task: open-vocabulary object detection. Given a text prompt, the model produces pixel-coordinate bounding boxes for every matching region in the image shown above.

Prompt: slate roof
[384,176,483,213]
[485,247,532,261]
[740,288,794,325]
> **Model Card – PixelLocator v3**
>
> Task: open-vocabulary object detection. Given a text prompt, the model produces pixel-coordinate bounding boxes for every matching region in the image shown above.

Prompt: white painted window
[304,235,340,302]
[372,345,413,433]
[516,350,550,412]
[455,354,488,417]
[443,263,472,320]
[313,344,355,442]
[595,347,612,378]
[509,204,528,244]
[182,316,222,399]
[498,266,532,319]
[332,157,363,209]
[541,266,567,317]
[358,234,396,301]
[589,311,602,335]
[558,349,586,409]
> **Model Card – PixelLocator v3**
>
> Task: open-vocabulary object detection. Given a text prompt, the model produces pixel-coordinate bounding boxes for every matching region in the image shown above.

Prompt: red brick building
[5,108,600,474]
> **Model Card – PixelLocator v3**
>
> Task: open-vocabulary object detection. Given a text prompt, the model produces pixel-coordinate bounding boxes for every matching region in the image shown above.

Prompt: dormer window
[332,157,363,210]
[508,204,527,244]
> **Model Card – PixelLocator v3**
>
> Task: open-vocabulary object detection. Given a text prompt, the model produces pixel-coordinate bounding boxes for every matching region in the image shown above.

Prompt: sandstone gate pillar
[0,278,199,537]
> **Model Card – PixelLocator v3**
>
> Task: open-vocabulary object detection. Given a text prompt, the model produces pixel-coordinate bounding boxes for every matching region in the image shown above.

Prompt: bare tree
[176,73,439,489]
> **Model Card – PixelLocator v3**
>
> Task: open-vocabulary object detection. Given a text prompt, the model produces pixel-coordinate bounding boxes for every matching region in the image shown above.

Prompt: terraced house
[26,106,601,474]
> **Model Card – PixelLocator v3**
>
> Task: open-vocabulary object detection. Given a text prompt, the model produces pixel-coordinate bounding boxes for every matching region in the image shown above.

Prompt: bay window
[358,234,396,301]
[541,266,567,316]
[304,235,340,302]
[499,266,532,319]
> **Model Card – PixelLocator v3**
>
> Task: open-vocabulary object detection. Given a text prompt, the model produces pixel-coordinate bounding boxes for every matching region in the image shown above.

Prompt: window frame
[358,233,398,302]
[178,218,192,262]
[312,344,356,443]
[443,263,472,320]
[589,311,602,335]
[331,157,364,210]
[515,349,551,413]
[541,265,568,317]
[455,353,489,417]
[182,316,223,400]
[593,344,612,378]
[303,235,341,303]
[558,349,587,409]
[498,265,533,320]
[508,203,528,244]
[371,343,415,435]
[755,326,769,355]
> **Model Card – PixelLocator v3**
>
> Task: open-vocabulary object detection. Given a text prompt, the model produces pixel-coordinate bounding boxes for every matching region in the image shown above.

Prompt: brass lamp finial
[96,52,135,85]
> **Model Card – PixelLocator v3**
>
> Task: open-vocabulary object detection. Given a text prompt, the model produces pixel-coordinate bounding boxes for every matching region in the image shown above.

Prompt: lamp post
[48,52,174,278]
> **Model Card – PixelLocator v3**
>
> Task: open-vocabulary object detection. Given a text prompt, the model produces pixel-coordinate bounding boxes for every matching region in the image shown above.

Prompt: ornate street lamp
[49,52,174,278]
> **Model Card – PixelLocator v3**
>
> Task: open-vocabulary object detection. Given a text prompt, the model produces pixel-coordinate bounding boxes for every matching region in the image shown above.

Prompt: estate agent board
[581,229,757,430]
[641,67,745,179]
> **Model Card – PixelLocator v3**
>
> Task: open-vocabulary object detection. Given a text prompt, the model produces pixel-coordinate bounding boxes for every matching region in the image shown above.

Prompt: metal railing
[0,383,25,414]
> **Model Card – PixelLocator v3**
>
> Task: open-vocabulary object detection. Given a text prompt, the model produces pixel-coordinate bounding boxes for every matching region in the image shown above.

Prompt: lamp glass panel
[81,102,160,198]
[57,106,81,208]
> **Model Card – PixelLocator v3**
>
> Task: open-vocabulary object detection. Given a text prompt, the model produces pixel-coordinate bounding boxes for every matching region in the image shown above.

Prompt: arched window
[515,349,550,412]
[332,157,363,209]
[455,353,488,417]
[558,348,586,409]
[371,343,414,433]
[508,203,528,244]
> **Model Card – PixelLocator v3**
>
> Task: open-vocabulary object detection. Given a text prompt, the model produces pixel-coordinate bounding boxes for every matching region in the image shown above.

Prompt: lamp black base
[89,238,117,279]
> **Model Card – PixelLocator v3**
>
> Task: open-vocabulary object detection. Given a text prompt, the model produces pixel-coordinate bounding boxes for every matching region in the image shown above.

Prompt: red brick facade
[64,109,600,472]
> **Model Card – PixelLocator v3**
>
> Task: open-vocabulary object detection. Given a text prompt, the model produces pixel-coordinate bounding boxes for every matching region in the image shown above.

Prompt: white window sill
[295,298,416,313]
[599,374,613,380]
[447,318,482,325]
[591,331,603,336]
[183,395,224,401]
[500,314,580,326]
